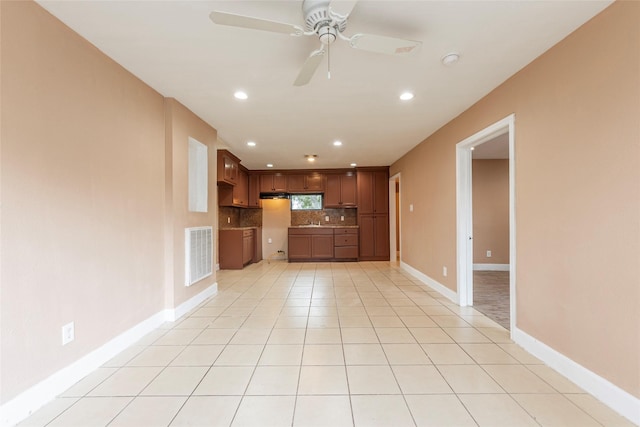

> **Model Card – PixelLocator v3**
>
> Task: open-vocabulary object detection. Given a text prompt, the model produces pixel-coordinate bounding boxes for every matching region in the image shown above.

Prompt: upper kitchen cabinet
[324,172,357,208]
[217,150,239,185]
[357,169,389,214]
[287,173,325,193]
[218,165,249,207]
[260,173,287,192]
[248,174,261,208]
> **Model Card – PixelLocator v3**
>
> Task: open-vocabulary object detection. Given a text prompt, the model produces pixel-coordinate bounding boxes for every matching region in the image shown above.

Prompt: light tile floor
[18,261,635,427]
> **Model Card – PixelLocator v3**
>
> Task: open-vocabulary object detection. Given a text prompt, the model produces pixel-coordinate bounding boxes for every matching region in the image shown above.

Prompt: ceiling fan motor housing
[302,0,347,36]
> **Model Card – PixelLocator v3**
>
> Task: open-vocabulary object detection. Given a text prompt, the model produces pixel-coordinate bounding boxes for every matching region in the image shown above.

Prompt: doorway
[389,173,401,263]
[456,114,515,333]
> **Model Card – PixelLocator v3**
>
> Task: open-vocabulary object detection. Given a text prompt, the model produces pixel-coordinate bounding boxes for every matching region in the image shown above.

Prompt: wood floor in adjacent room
[473,271,510,330]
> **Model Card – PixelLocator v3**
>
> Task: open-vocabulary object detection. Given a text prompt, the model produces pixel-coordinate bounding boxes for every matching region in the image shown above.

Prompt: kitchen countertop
[219,226,260,230]
[289,225,359,229]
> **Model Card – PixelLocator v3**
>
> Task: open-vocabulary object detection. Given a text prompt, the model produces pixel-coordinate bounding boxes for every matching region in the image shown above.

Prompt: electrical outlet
[409,204,414,212]
[227,217,230,224]
[340,216,344,221]
[325,216,329,221]
[268,238,272,244]
[62,322,74,346]
[443,266,447,277]
[486,250,492,258]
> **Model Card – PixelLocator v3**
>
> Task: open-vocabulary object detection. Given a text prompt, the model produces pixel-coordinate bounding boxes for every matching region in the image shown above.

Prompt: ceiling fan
[209,0,422,86]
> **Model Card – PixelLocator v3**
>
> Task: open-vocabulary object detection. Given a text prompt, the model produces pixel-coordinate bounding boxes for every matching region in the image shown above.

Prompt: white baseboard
[473,263,510,271]
[0,311,166,427]
[1,282,218,427]
[165,282,218,322]
[513,326,640,424]
[400,261,458,303]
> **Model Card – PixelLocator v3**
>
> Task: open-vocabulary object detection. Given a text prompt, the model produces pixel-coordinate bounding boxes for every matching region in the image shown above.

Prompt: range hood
[259,192,290,200]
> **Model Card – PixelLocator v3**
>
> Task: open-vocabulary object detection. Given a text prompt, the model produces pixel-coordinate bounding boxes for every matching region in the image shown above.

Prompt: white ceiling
[37,0,612,170]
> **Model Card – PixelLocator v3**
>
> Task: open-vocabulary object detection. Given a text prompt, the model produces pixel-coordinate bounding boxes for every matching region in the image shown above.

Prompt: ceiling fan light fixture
[234,90,248,100]
[400,92,414,101]
[441,52,460,66]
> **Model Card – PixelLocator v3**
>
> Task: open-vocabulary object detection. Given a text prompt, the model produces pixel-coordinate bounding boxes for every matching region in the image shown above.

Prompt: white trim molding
[473,263,510,271]
[400,261,458,303]
[165,282,218,322]
[1,282,218,427]
[0,311,166,427]
[513,327,640,424]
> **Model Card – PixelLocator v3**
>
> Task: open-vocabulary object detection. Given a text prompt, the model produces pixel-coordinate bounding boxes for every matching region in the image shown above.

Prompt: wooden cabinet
[287,173,325,193]
[219,228,255,269]
[218,167,248,207]
[260,174,287,192]
[248,174,261,208]
[358,214,389,260]
[358,168,390,261]
[217,150,239,185]
[334,227,359,260]
[288,228,334,261]
[324,173,357,208]
[357,169,389,214]
[252,227,263,262]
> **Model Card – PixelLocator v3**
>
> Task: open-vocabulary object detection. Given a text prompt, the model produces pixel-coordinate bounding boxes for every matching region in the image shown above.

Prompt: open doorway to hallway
[456,115,515,333]
[389,174,401,263]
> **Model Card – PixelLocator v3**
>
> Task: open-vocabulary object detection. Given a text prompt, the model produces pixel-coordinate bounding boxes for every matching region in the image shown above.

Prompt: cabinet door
[217,150,239,185]
[358,215,375,258]
[340,173,357,207]
[287,175,305,192]
[242,235,254,264]
[288,235,312,259]
[311,235,334,259]
[260,175,273,192]
[374,214,390,258]
[324,174,342,207]
[373,170,389,213]
[305,174,324,192]
[273,174,288,192]
[233,169,249,206]
[248,174,261,208]
[357,171,374,213]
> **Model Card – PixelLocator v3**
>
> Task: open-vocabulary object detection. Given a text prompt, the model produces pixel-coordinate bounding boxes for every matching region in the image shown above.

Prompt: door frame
[456,114,516,332]
[389,173,401,262]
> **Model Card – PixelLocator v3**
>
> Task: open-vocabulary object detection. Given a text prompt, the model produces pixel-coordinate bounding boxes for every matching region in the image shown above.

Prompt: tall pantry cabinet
[357,168,390,260]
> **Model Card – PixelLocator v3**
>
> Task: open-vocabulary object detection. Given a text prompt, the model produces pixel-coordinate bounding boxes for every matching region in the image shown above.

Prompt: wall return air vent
[185,226,213,286]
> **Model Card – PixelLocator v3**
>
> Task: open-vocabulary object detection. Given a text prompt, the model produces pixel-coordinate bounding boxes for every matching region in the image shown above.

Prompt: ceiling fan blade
[349,33,422,55]
[329,0,358,18]
[293,48,326,87]
[209,11,304,36]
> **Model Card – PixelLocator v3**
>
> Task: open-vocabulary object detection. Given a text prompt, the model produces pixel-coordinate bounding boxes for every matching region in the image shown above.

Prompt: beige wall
[164,98,217,309]
[472,159,509,264]
[262,199,291,261]
[0,2,217,404]
[391,1,639,398]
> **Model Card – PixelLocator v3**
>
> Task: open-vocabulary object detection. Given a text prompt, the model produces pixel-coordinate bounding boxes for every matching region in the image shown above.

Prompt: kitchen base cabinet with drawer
[219,228,256,269]
[334,227,359,260]
[288,227,359,262]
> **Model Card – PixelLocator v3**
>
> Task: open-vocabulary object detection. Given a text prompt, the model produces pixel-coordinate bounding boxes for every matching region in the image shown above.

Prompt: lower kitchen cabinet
[219,228,256,269]
[358,214,389,260]
[288,227,359,262]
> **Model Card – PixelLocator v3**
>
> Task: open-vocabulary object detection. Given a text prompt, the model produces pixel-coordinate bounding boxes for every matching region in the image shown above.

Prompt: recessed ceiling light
[400,92,414,101]
[266,163,273,168]
[442,52,460,66]
[333,140,342,146]
[234,90,248,100]
[247,141,256,147]
[350,163,357,167]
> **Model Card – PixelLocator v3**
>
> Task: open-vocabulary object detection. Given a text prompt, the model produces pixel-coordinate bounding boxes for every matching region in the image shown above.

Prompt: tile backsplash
[218,206,262,228]
[291,208,357,226]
